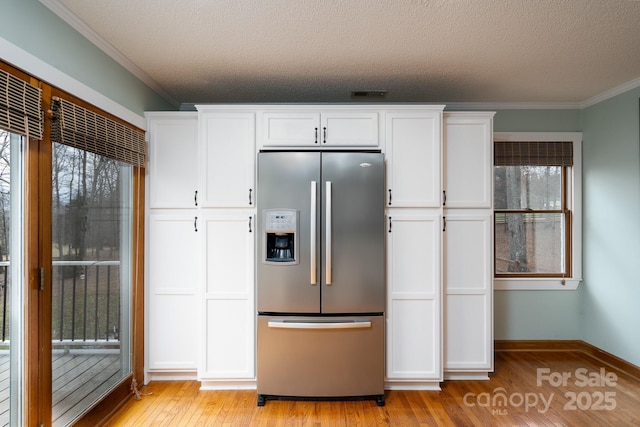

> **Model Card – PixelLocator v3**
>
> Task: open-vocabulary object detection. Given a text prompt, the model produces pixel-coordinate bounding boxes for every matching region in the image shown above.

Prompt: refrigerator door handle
[310,181,317,285]
[326,181,332,285]
[267,320,371,330]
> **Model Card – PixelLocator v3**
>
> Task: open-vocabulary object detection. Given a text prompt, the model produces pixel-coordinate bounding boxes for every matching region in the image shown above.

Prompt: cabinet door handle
[443,190,446,206]
[194,216,198,232]
[443,216,446,232]
[194,190,198,206]
[388,189,392,206]
[249,188,253,205]
[388,216,392,233]
[248,216,252,233]
[314,127,318,144]
[323,127,327,144]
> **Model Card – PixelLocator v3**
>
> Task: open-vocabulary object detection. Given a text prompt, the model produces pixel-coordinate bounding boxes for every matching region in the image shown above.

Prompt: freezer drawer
[257,315,384,405]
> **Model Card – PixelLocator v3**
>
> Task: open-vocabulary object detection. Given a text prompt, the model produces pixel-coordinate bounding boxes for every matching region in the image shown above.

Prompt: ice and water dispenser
[263,209,298,264]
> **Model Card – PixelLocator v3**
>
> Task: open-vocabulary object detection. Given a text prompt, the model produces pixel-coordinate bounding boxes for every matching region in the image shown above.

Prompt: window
[494,133,582,290]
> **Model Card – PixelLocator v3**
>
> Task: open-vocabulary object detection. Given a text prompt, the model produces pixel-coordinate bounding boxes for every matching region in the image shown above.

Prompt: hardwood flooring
[105,347,640,426]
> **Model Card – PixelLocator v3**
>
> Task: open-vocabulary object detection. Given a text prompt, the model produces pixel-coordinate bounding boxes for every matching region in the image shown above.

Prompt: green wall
[0,0,174,118]
[492,109,583,341]
[580,89,640,366]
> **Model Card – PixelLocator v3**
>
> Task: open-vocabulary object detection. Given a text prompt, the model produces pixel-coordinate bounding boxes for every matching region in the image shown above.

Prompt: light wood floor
[105,348,640,426]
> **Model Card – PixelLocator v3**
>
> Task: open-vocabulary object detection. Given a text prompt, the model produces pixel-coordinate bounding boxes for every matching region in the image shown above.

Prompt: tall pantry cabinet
[196,108,256,388]
[442,112,495,379]
[384,109,443,388]
[145,113,200,381]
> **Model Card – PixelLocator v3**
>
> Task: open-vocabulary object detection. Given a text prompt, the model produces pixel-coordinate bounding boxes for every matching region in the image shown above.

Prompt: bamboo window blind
[0,68,43,139]
[51,97,146,167]
[494,141,573,166]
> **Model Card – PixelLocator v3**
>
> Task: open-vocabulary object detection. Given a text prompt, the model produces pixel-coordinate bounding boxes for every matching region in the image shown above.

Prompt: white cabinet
[199,213,255,387]
[146,214,200,380]
[386,212,442,386]
[442,112,494,379]
[443,212,493,378]
[385,110,443,207]
[146,113,198,209]
[145,113,200,383]
[261,110,379,147]
[198,111,256,207]
[443,112,494,208]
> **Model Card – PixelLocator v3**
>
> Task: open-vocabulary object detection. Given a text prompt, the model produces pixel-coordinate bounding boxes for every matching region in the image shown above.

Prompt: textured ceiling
[44,0,640,107]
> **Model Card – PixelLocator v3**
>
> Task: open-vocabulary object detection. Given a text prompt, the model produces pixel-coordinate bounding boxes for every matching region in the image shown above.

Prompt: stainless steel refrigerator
[256,151,385,406]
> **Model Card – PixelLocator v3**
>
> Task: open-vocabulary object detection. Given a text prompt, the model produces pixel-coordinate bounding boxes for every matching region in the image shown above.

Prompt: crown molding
[580,75,640,108]
[39,0,179,108]
[444,101,583,111]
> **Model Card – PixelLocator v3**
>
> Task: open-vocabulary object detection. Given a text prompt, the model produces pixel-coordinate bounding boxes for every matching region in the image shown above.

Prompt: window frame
[493,132,582,290]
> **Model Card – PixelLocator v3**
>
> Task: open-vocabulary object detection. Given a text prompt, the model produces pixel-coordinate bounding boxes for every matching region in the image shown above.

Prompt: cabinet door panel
[200,113,255,207]
[262,112,320,146]
[201,214,255,380]
[147,114,198,208]
[388,299,439,379]
[444,212,493,372]
[444,213,491,292]
[386,213,442,381]
[386,112,442,207]
[204,216,254,296]
[148,215,200,293]
[147,214,200,372]
[321,112,378,146]
[389,215,440,296]
[203,299,254,378]
[148,294,198,370]
[443,113,493,208]
[445,294,491,370]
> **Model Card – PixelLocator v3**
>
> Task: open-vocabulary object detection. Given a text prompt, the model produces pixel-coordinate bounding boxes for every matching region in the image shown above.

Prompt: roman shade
[0,68,43,139]
[51,97,146,167]
[494,141,573,166]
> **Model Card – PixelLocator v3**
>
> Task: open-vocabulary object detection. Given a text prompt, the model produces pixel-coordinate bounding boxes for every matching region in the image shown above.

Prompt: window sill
[494,278,582,291]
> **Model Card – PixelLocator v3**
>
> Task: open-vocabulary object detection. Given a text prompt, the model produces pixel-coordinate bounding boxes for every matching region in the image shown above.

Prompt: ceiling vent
[351,90,387,98]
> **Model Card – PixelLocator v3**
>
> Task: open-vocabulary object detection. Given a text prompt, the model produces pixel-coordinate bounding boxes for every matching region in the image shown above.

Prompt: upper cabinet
[261,110,379,147]
[385,110,443,208]
[146,113,199,209]
[443,112,495,208]
[198,111,256,208]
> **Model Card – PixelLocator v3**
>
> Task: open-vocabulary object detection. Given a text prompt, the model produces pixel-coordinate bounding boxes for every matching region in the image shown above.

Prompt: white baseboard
[199,380,257,391]
[444,372,490,381]
[144,370,198,384]
[384,381,441,391]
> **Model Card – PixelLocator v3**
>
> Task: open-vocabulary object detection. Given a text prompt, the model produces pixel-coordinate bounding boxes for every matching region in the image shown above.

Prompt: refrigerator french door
[256,151,385,406]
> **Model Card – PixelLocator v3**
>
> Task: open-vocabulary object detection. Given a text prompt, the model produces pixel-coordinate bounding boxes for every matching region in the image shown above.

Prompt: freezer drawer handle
[310,181,317,285]
[267,320,372,330]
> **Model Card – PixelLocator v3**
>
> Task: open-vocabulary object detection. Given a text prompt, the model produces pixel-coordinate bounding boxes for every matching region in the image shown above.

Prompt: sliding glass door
[1,130,25,426]
[51,143,132,426]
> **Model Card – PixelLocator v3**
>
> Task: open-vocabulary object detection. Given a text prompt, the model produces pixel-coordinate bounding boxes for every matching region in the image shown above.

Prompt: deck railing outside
[0,260,121,346]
